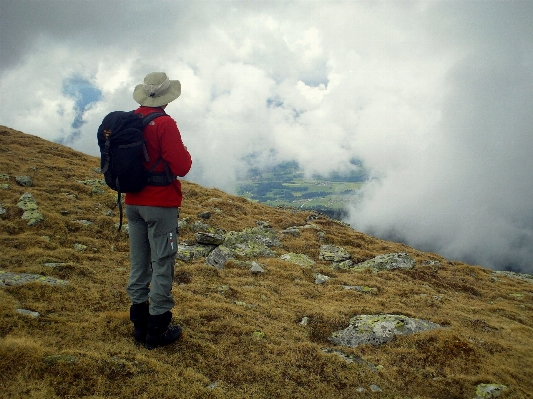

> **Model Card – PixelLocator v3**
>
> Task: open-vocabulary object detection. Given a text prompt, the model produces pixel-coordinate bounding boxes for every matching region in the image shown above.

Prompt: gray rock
[319,244,352,262]
[250,262,265,274]
[15,175,33,187]
[17,193,44,225]
[176,243,216,262]
[474,383,507,399]
[329,314,441,348]
[370,384,383,392]
[194,232,225,245]
[355,252,416,271]
[342,285,377,293]
[74,243,87,251]
[16,309,40,318]
[280,253,315,268]
[281,228,301,237]
[0,203,6,218]
[205,246,234,269]
[492,270,533,284]
[0,173,9,181]
[197,211,212,220]
[1,270,68,287]
[0,184,8,190]
[76,179,106,194]
[315,273,330,285]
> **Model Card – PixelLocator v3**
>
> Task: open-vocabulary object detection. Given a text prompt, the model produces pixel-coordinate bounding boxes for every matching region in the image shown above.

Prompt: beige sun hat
[133,72,181,107]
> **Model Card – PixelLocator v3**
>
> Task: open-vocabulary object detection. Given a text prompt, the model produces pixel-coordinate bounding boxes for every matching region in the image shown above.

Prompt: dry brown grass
[1,126,532,398]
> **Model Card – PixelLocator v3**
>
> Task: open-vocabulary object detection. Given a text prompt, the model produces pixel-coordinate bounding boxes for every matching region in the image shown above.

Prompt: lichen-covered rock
[0,203,6,218]
[76,179,106,194]
[222,227,280,258]
[15,175,33,187]
[354,253,416,271]
[474,383,507,399]
[319,244,351,262]
[492,270,533,285]
[194,232,225,245]
[205,246,234,269]
[0,270,68,287]
[17,193,44,225]
[315,273,330,284]
[280,253,316,268]
[177,243,216,262]
[329,314,441,348]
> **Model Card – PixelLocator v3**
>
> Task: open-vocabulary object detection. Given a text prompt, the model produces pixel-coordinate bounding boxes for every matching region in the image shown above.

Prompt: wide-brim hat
[133,72,181,107]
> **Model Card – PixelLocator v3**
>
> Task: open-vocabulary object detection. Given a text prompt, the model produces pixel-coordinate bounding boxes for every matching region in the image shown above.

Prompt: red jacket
[125,106,192,207]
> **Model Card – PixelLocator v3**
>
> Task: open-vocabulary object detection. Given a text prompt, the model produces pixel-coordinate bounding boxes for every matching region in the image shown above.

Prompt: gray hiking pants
[126,205,178,316]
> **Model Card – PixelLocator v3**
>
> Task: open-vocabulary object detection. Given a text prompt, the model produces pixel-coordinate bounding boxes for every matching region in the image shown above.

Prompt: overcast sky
[1,0,532,273]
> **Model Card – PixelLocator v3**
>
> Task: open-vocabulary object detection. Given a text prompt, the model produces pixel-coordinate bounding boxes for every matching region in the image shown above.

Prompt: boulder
[194,232,225,245]
[15,175,33,187]
[280,253,316,268]
[354,253,416,271]
[177,243,217,262]
[319,244,351,263]
[205,246,234,269]
[329,314,441,348]
[17,193,44,226]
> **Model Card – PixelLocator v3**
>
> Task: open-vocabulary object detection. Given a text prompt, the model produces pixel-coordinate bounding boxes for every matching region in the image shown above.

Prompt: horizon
[1,1,532,273]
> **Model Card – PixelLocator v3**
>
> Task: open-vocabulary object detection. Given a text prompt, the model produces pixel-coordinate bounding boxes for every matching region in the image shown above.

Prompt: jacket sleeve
[158,116,192,177]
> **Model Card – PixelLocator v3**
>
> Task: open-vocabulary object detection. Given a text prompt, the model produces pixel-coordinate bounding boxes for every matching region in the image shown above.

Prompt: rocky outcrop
[17,192,44,226]
[329,314,441,348]
[352,252,416,271]
[0,270,67,287]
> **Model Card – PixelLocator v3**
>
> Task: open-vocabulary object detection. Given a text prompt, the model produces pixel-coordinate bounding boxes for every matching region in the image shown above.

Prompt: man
[126,72,192,349]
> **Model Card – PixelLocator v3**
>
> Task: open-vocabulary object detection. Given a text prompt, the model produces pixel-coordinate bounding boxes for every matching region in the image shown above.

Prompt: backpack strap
[139,111,177,186]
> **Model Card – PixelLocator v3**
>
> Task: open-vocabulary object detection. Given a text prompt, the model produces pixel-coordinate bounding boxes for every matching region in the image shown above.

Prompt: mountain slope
[0,126,532,398]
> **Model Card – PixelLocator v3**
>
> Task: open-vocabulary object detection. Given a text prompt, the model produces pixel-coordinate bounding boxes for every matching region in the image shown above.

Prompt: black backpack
[97,110,176,230]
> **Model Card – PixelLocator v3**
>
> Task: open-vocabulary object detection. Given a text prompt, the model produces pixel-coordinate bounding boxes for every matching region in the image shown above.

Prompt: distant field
[236,164,366,218]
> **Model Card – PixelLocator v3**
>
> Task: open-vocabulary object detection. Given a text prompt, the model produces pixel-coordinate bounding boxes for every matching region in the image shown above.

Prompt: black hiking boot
[130,302,150,344]
[145,311,183,349]
[145,325,183,349]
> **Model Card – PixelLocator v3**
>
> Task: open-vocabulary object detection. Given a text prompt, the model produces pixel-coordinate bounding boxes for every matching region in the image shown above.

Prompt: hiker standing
[126,72,192,348]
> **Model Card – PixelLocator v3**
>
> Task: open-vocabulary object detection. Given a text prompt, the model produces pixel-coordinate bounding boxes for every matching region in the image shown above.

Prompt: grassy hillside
[1,126,532,398]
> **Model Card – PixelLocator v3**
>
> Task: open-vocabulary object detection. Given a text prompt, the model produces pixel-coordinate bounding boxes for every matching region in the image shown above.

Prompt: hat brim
[133,80,181,107]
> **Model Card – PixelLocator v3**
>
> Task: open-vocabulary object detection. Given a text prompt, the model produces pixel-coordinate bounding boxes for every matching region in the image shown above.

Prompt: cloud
[1,1,533,273]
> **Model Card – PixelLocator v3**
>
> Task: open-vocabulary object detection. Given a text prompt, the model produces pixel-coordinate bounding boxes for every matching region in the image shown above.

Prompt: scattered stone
[0,270,67,287]
[177,243,216,262]
[256,220,272,228]
[354,252,416,271]
[207,382,219,390]
[319,244,352,263]
[250,262,265,274]
[343,285,377,293]
[197,211,212,219]
[43,263,68,268]
[74,243,87,252]
[17,193,44,226]
[205,246,234,269]
[252,331,265,340]
[0,203,6,218]
[194,232,225,245]
[280,253,315,268]
[16,309,40,318]
[0,173,9,180]
[493,270,533,285]
[73,219,93,226]
[114,223,129,233]
[329,314,441,348]
[299,317,309,326]
[474,383,507,399]
[370,384,383,392]
[15,175,33,187]
[315,273,330,285]
[281,227,301,237]
[355,387,366,392]
[0,184,8,190]
[332,260,354,269]
[76,179,106,194]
